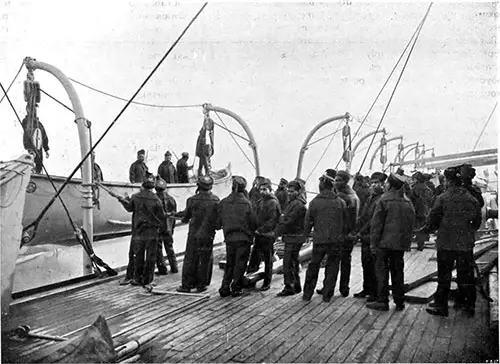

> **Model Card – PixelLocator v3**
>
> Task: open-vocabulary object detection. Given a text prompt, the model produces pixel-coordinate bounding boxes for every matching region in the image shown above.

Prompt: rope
[357,3,433,173]
[213,111,255,169]
[69,77,203,109]
[212,120,249,142]
[305,119,344,182]
[334,4,433,170]
[473,101,497,151]
[20,3,209,230]
[0,62,24,105]
[40,89,74,112]
[307,126,344,148]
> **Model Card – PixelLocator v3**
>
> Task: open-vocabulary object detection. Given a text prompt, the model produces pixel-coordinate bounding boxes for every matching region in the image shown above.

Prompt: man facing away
[129,149,149,183]
[334,170,360,297]
[353,172,387,302]
[217,176,257,297]
[275,179,307,297]
[118,174,166,290]
[409,171,433,251]
[176,152,193,183]
[367,173,415,311]
[154,178,179,275]
[176,175,220,293]
[158,151,177,184]
[422,166,482,317]
[302,171,348,303]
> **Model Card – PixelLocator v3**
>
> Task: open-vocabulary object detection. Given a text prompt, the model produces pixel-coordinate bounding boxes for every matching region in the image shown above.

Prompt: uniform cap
[164,151,172,157]
[387,173,405,189]
[142,174,156,189]
[370,172,387,182]
[197,175,214,190]
[137,149,145,155]
[155,177,167,190]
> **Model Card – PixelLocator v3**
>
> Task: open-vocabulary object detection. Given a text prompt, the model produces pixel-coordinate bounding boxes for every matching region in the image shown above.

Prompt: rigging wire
[213,111,255,170]
[307,126,344,148]
[334,4,432,170]
[305,119,344,182]
[0,62,24,105]
[473,101,497,151]
[356,3,433,173]
[69,77,203,109]
[40,89,74,112]
[21,3,209,233]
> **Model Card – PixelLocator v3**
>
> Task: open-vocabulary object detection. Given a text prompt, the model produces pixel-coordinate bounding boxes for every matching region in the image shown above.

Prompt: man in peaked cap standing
[158,151,177,184]
[248,178,281,291]
[217,176,257,297]
[303,170,348,303]
[176,175,220,293]
[118,174,166,289]
[176,152,193,183]
[275,179,307,296]
[129,149,149,183]
[353,171,387,301]
[409,172,433,251]
[334,170,360,297]
[422,166,482,317]
[367,173,415,311]
[154,177,179,275]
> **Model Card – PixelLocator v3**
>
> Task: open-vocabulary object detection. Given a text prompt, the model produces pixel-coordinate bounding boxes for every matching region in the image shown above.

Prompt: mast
[24,57,93,275]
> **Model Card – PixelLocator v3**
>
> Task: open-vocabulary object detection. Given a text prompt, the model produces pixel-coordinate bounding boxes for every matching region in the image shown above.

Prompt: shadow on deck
[2,243,499,363]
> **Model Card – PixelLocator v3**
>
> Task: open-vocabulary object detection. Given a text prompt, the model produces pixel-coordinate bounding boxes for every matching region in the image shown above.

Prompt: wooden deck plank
[411,311,442,363]
[279,296,360,363]
[395,307,431,362]
[430,336,452,362]
[360,306,416,363]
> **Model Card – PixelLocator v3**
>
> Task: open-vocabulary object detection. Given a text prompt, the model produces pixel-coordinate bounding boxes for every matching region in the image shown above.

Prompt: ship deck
[2,242,499,363]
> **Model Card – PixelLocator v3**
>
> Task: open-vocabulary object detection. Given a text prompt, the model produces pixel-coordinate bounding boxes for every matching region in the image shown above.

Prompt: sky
[0,1,497,193]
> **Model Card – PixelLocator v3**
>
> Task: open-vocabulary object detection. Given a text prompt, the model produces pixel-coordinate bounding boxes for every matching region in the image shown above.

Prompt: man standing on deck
[118,174,166,289]
[302,171,348,302]
[129,149,149,183]
[334,170,360,297]
[275,180,307,297]
[154,178,179,275]
[217,176,257,297]
[422,167,482,317]
[176,152,193,183]
[353,172,387,302]
[409,172,433,251]
[158,151,177,184]
[367,174,415,311]
[176,176,220,293]
[248,178,281,291]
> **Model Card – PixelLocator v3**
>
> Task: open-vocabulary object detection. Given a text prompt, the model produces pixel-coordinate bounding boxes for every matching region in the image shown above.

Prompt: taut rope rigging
[334,2,433,170]
[473,102,497,152]
[0,62,24,105]
[18,3,208,230]
[68,77,203,109]
[356,3,433,173]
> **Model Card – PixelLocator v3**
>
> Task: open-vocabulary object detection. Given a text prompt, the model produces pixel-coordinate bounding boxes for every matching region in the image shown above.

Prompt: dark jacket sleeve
[129,163,135,183]
[421,197,444,234]
[119,196,134,212]
[370,200,386,250]
[275,201,303,236]
[181,198,193,224]
[302,201,314,239]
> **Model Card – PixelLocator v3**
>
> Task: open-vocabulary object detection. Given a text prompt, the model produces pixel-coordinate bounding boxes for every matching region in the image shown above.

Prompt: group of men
[119,159,485,318]
[129,149,194,185]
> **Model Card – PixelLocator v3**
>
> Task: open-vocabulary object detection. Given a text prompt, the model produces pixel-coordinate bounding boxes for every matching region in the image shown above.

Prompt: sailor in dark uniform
[119,174,166,289]
[176,176,220,293]
[155,178,179,275]
[129,149,149,183]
